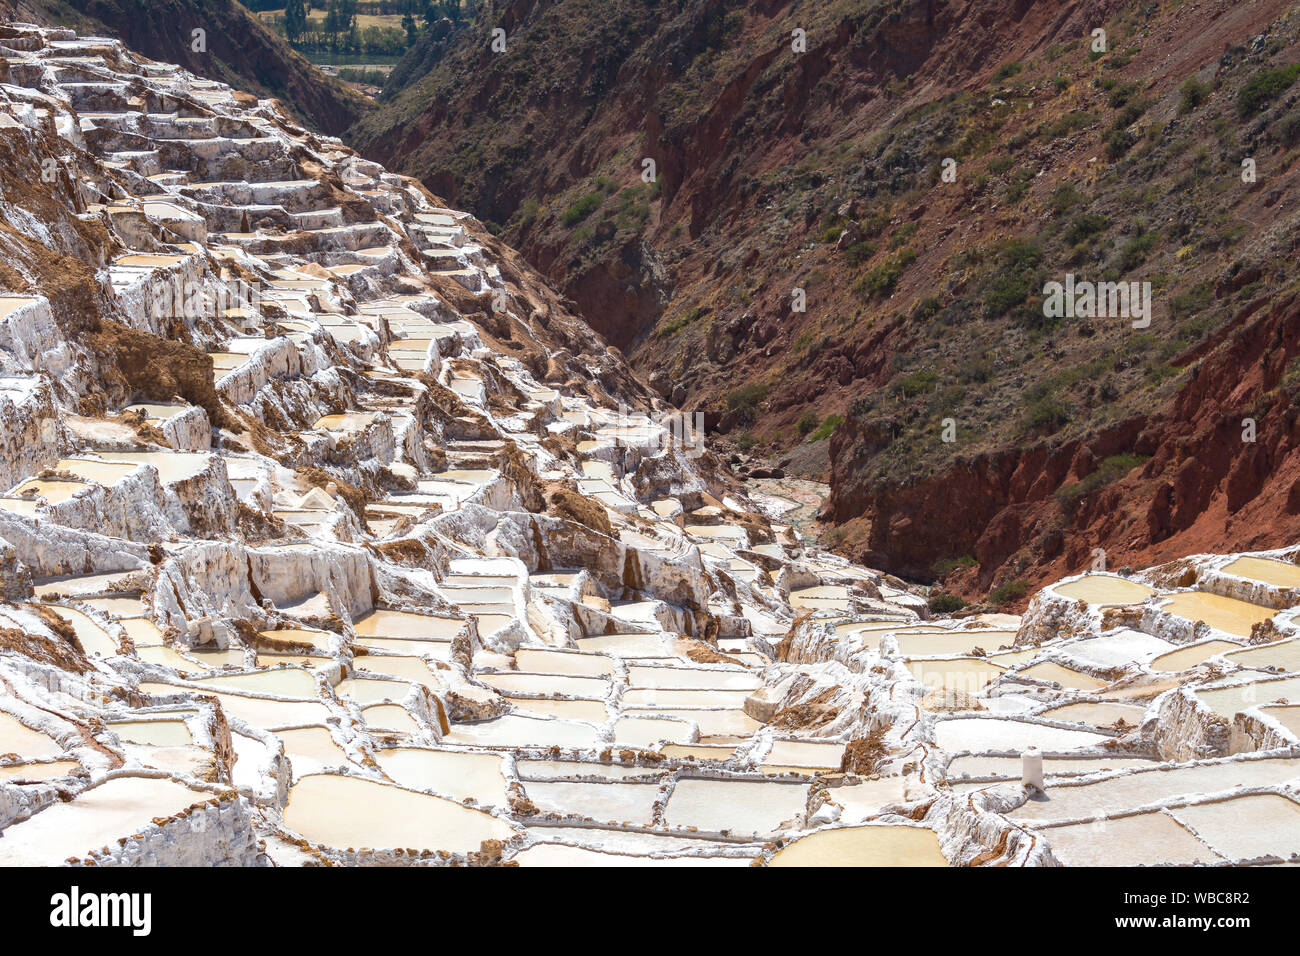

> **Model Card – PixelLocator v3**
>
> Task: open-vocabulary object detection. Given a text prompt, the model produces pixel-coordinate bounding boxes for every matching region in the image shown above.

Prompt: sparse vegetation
[808,414,843,442]
[928,593,968,614]
[725,382,770,423]
[857,248,916,300]
[990,579,1028,605]
[1178,77,1209,114]
[1237,63,1300,118]
[1056,453,1150,511]
[562,191,604,227]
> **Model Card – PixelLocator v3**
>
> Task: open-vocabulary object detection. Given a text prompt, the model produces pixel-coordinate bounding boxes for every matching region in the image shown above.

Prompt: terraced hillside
[2,21,1300,869]
[3,0,369,133]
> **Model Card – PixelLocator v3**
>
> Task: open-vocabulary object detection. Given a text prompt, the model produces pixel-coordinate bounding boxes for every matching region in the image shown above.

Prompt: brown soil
[546,487,613,537]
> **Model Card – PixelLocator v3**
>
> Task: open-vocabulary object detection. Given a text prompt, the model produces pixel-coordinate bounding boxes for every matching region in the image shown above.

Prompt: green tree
[284,0,307,43]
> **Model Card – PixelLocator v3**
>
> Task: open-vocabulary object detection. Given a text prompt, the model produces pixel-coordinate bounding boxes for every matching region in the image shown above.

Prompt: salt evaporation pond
[48,606,117,657]
[1221,556,1300,587]
[944,754,1155,780]
[516,759,666,781]
[895,630,1018,657]
[1194,675,1300,719]
[361,704,419,732]
[508,698,607,722]
[769,825,947,866]
[1011,755,1300,823]
[1037,701,1146,727]
[0,711,63,758]
[353,655,442,689]
[336,677,413,704]
[1224,637,1300,672]
[106,719,193,747]
[1162,591,1275,637]
[523,780,661,824]
[190,667,318,697]
[621,688,752,707]
[479,672,609,697]
[444,714,601,749]
[662,778,809,835]
[1257,704,1300,740]
[0,760,80,782]
[611,715,693,747]
[1171,793,1300,859]
[283,774,515,852]
[514,648,615,676]
[935,718,1109,752]
[1039,812,1217,866]
[907,658,1006,692]
[763,739,845,770]
[375,748,506,805]
[276,727,350,778]
[353,609,461,639]
[627,665,758,690]
[138,683,329,728]
[1051,574,1155,605]
[0,776,211,866]
[512,844,749,866]
[1150,640,1240,671]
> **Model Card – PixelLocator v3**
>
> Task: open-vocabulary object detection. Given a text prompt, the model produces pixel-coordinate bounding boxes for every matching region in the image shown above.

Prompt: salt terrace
[0,23,1298,868]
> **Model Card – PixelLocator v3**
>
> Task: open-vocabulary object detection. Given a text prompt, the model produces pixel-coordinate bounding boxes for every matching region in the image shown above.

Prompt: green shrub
[992,60,1023,82]
[857,248,916,299]
[808,414,843,442]
[889,222,919,249]
[1056,453,1150,510]
[1043,111,1096,140]
[928,593,968,614]
[1048,183,1082,214]
[796,410,820,436]
[1021,396,1070,433]
[1065,212,1109,244]
[562,192,604,226]
[516,198,540,228]
[1117,229,1159,270]
[1178,77,1209,114]
[1275,110,1300,146]
[657,305,707,338]
[725,382,770,423]
[843,240,877,266]
[892,370,938,398]
[990,579,1028,605]
[931,554,977,576]
[1106,127,1137,160]
[818,216,847,243]
[981,238,1043,319]
[1237,63,1300,118]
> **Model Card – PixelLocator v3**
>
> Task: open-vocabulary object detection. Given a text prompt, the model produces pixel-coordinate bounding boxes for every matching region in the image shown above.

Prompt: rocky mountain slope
[1,0,368,133]
[349,0,1300,606]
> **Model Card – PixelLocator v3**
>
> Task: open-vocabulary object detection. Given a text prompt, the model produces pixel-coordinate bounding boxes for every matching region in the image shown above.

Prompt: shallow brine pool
[283,774,515,852]
[768,825,947,866]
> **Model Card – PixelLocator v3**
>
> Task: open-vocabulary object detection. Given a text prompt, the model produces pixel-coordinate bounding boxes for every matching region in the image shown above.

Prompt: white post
[1022,747,1044,791]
